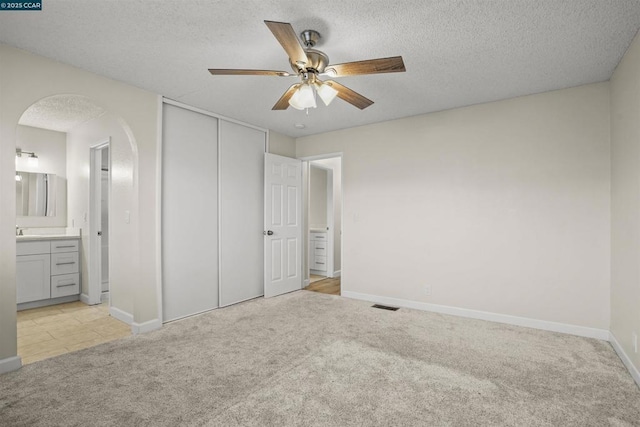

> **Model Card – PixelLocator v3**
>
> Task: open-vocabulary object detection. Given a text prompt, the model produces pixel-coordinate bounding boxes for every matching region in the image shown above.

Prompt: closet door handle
[56,262,76,266]
[55,245,75,248]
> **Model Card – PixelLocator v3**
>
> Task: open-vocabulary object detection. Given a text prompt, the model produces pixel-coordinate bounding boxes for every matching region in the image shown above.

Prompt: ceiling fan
[208,20,406,111]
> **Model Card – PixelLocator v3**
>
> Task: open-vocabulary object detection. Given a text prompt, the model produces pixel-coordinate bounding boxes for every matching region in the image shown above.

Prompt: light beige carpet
[1,291,639,426]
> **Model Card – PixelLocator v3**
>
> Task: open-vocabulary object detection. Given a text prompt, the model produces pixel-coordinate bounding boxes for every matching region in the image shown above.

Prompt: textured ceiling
[1,1,640,137]
[18,95,106,132]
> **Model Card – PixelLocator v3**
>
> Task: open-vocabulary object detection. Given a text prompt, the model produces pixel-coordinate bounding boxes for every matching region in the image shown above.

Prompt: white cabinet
[309,232,328,273]
[16,237,81,307]
[16,253,51,304]
[50,239,80,298]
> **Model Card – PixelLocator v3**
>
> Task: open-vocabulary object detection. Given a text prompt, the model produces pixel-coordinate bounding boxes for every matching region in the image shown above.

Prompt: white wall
[610,31,640,376]
[269,131,296,158]
[66,112,136,316]
[309,165,328,229]
[312,157,342,274]
[0,43,159,370]
[15,125,67,228]
[16,125,66,177]
[297,83,611,330]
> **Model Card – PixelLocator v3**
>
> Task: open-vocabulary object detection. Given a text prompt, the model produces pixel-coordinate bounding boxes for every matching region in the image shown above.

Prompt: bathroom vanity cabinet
[309,231,328,273]
[16,237,81,309]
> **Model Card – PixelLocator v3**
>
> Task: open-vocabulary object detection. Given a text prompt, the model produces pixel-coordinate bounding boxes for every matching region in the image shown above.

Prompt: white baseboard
[109,306,133,325]
[80,293,101,306]
[132,318,162,335]
[333,270,341,277]
[18,295,79,311]
[342,291,610,341]
[609,332,640,388]
[0,356,22,374]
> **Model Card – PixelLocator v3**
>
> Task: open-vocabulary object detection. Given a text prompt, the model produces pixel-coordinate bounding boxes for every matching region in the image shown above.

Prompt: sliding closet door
[218,120,266,306]
[162,104,219,321]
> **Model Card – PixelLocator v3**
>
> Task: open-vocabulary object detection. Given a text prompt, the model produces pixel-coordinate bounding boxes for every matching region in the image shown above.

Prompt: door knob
[265,230,274,236]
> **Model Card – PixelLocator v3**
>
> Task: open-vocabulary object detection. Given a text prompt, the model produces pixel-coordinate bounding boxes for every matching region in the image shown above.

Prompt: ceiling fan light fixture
[316,82,338,106]
[288,83,316,110]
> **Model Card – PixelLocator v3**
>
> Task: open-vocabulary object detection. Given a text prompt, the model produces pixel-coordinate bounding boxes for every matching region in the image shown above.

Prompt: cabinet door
[17,254,51,303]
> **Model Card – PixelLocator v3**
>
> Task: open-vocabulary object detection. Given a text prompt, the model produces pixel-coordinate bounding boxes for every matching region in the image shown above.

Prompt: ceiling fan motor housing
[291,48,329,74]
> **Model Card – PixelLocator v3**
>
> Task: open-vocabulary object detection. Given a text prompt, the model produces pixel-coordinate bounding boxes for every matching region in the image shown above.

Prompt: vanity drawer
[313,255,327,271]
[17,241,50,256]
[51,252,79,275]
[51,273,80,298]
[311,233,327,241]
[51,239,79,253]
[314,243,327,256]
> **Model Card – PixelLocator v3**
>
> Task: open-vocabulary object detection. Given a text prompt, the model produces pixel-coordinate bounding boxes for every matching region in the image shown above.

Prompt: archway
[15,94,139,364]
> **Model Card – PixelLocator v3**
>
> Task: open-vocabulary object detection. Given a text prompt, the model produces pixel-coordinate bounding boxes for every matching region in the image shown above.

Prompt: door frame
[88,139,110,306]
[299,153,343,287]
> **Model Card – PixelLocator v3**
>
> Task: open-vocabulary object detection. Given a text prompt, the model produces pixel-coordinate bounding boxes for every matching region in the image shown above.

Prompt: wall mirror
[16,172,57,217]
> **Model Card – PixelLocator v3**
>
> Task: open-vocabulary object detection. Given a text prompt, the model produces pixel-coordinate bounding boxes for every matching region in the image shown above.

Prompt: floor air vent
[372,304,399,311]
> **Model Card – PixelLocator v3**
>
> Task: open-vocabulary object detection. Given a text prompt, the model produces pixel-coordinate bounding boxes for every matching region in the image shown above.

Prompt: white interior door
[264,153,302,298]
[89,139,109,306]
[100,147,110,293]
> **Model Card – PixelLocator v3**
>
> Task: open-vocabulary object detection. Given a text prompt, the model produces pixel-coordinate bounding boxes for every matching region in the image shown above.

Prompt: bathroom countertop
[16,234,81,242]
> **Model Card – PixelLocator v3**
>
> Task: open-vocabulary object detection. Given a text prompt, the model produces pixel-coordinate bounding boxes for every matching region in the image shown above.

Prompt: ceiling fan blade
[272,84,301,110]
[209,69,291,76]
[324,81,374,110]
[326,56,406,77]
[264,20,308,66]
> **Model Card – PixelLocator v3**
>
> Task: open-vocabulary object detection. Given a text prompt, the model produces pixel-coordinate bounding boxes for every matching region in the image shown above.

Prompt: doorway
[302,155,343,295]
[13,95,135,365]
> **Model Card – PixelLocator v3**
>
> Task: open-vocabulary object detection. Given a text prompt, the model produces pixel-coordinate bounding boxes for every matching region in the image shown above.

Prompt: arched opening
[15,94,139,364]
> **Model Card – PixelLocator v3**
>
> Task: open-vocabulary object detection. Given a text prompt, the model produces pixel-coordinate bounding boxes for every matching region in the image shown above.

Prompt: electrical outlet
[633,332,638,353]
[424,285,432,296]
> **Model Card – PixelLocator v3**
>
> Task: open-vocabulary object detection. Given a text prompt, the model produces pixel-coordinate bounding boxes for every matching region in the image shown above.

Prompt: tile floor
[17,301,131,365]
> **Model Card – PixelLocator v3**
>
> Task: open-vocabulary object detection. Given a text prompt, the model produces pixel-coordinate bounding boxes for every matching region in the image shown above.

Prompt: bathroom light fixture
[16,148,38,167]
